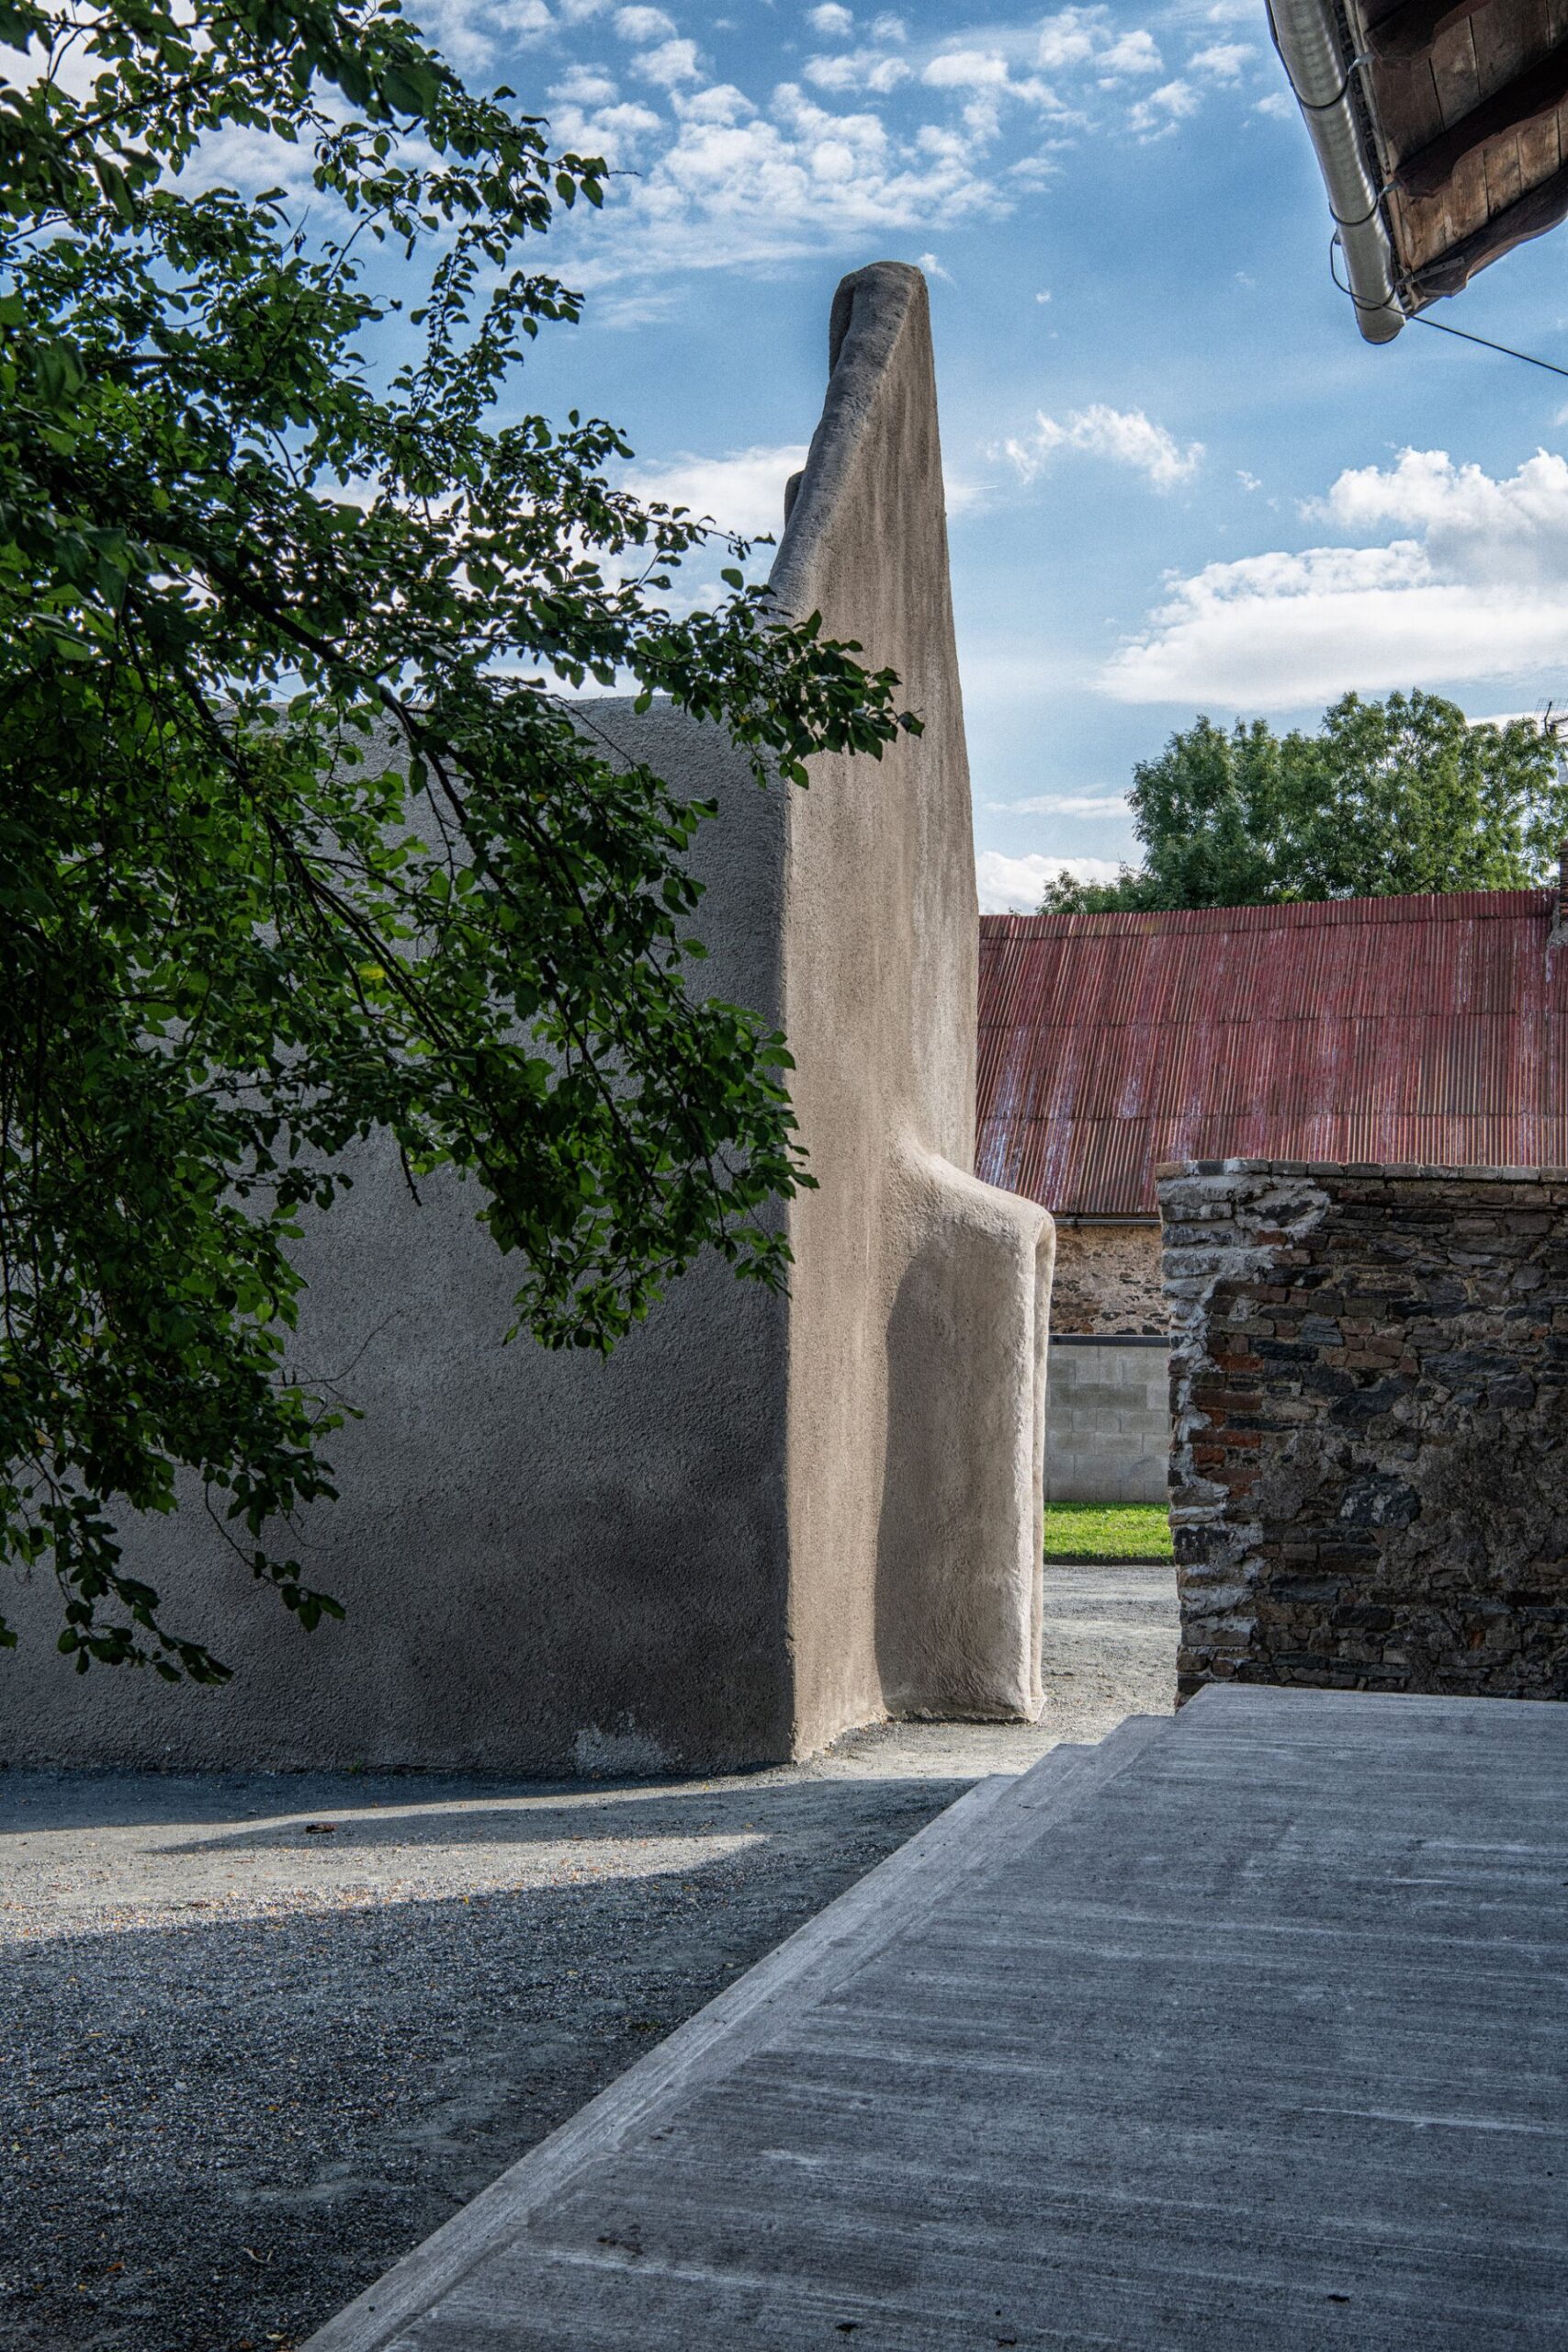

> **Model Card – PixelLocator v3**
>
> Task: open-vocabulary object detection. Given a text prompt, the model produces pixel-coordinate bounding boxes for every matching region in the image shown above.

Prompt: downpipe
[1268,0,1404,344]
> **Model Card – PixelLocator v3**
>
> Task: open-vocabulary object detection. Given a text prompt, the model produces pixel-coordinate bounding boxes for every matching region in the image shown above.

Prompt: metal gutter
[1268,0,1405,344]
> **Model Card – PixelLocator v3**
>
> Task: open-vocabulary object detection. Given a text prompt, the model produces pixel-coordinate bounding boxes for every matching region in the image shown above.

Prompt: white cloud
[923,48,1011,89]
[186,119,319,198]
[525,3,1213,290]
[563,79,1007,277]
[1035,8,1164,85]
[865,52,915,91]
[626,443,810,537]
[615,4,674,34]
[636,34,701,82]
[407,0,552,69]
[942,467,987,516]
[1100,28,1161,74]
[1128,77,1199,133]
[528,1,1214,293]
[986,791,1130,816]
[1254,89,1293,117]
[1311,446,1568,582]
[1102,447,1568,707]
[592,287,678,327]
[805,47,911,91]
[916,250,953,281]
[1036,8,1104,70]
[1003,403,1203,490]
[1189,40,1254,77]
[548,95,664,164]
[551,63,619,101]
[676,80,751,122]
[926,47,1010,88]
[976,851,1124,911]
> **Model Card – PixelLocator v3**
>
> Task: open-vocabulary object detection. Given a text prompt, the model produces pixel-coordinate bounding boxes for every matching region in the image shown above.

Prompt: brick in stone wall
[1157,1159,1568,1703]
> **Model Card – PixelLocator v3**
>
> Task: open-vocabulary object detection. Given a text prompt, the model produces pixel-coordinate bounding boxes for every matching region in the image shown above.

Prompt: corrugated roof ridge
[980,885,1553,939]
[976,879,1568,1218]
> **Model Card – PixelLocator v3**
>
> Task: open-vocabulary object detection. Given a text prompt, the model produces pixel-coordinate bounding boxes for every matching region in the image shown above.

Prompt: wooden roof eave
[1364,0,1498,67]
[1393,42,1568,200]
[1404,156,1568,300]
[1358,2,1568,314]
[1282,0,1568,328]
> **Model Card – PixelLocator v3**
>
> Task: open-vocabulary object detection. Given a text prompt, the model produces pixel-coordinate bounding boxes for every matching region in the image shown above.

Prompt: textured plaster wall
[1046,1341,1169,1505]
[1,264,1051,1771]
[770,265,1054,1744]
[1161,1158,1568,1703]
[2,709,793,1775]
[1049,1224,1165,1335]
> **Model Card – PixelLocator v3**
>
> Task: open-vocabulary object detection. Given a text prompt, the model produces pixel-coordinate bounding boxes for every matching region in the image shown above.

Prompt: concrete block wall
[1045,1337,1170,1505]
[1160,1156,1568,1703]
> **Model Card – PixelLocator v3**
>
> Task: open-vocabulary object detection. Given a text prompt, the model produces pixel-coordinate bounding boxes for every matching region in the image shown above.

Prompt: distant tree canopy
[1039,692,1568,914]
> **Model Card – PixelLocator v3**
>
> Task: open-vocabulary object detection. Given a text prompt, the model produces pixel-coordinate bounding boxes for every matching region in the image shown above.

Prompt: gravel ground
[0,1564,1175,2352]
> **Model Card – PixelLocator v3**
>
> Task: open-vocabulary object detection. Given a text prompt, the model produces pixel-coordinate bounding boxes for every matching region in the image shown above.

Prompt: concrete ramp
[307,1687,1568,2349]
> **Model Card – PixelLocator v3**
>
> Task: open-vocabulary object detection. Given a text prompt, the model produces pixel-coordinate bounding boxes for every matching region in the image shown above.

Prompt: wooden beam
[1394,42,1568,198]
[1365,0,1502,66]
[1406,153,1568,297]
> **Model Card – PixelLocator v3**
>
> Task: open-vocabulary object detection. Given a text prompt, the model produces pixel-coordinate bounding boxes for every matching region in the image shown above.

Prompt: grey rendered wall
[0,263,1051,1771]
[1046,1339,1170,1506]
[0,707,795,1774]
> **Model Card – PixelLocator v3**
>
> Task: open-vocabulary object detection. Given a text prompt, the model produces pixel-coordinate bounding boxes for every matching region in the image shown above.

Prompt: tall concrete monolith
[2,263,1054,1772]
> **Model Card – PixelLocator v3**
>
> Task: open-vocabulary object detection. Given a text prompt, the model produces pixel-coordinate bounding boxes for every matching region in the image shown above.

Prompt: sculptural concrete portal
[1,262,1055,1772]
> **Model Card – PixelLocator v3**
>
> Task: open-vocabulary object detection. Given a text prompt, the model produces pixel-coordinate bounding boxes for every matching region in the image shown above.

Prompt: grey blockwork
[1,263,1053,1774]
[1046,1340,1171,1506]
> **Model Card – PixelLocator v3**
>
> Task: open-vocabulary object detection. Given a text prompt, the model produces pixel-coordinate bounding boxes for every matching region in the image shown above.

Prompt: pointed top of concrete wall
[768,262,938,630]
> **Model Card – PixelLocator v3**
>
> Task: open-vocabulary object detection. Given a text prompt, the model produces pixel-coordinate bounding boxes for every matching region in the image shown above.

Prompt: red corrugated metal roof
[977,888,1568,1216]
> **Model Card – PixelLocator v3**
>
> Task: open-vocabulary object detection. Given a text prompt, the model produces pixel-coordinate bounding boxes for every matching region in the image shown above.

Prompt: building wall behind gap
[1049,1224,1165,1334]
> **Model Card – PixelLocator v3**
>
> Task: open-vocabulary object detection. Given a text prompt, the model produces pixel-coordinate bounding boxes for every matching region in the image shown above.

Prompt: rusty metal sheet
[977,888,1568,1216]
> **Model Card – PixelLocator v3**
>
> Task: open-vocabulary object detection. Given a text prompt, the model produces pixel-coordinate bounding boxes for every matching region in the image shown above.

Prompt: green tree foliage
[0,0,919,1679]
[1039,692,1568,914]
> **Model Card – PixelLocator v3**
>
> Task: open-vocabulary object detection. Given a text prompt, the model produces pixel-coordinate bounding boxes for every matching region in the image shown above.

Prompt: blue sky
[294,3,1568,901]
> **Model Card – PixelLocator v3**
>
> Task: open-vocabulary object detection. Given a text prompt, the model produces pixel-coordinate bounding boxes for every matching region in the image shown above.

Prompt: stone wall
[1046,1339,1169,1505]
[1048,1223,1165,1334]
[1160,1159,1568,1702]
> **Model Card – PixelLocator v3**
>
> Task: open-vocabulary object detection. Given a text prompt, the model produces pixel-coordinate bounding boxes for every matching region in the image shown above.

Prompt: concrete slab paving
[306,1686,1568,2352]
[0,1566,1175,2352]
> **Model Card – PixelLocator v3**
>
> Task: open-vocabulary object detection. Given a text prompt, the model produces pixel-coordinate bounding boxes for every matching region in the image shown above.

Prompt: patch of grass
[1043,1503,1173,1562]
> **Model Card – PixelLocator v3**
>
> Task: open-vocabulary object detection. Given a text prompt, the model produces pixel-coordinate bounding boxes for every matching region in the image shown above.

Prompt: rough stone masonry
[1159,1159,1568,1702]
